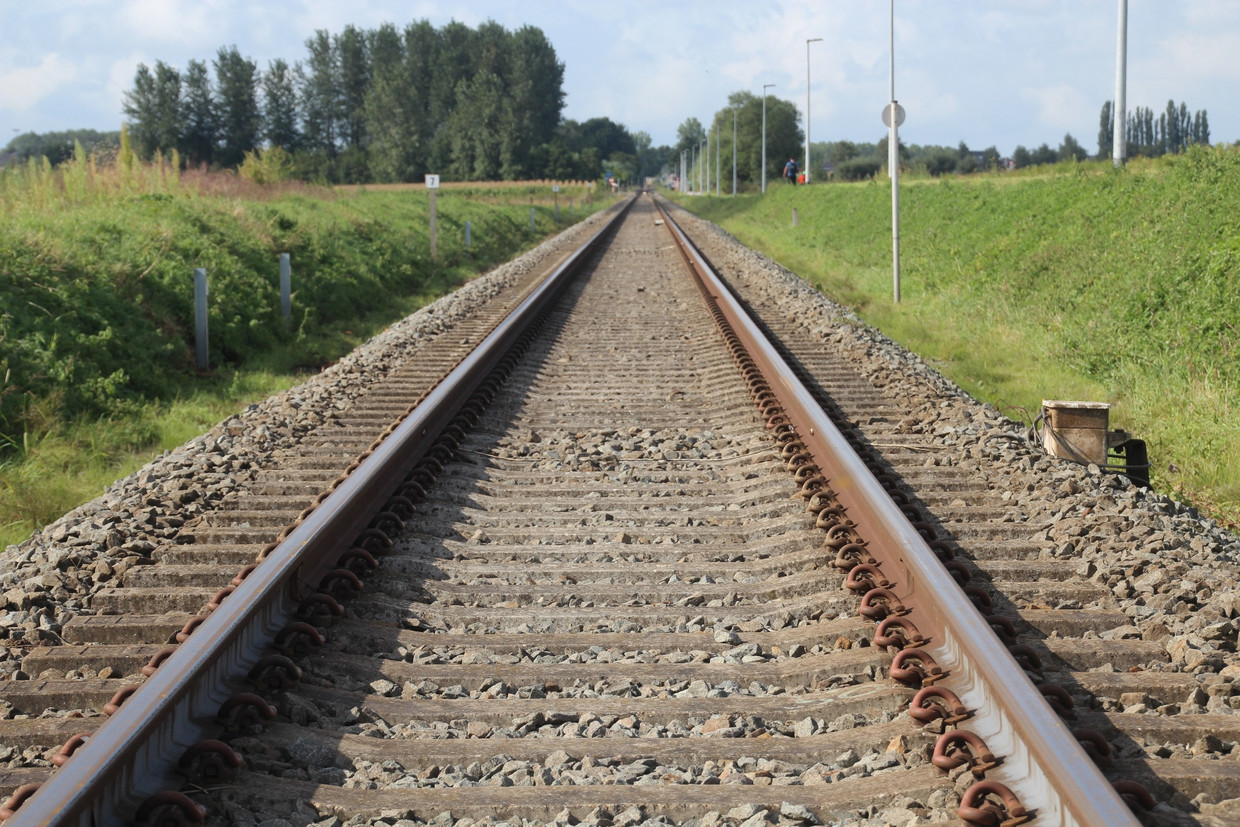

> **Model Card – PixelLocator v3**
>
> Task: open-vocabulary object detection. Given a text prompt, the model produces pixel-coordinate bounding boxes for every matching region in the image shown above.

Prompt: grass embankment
[0,157,602,547]
[681,147,1240,528]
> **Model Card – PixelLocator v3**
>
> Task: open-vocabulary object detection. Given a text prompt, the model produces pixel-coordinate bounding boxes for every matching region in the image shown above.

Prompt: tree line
[795,99,1211,181]
[118,19,657,184]
[1098,100,1209,160]
[0,129,119,167]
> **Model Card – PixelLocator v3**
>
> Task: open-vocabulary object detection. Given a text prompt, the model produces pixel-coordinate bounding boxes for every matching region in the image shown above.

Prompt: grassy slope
[682,148,1239,528]
[0,180,604,547]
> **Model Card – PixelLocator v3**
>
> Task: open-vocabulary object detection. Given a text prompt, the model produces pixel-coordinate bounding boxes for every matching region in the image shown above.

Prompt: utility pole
[806,38,822,183]
[716,122,721,196]
[889,0,901,304]
[1113,0,1128,166]
[761,83,775,193]
[702,138,709,196]
[732,107,738,196]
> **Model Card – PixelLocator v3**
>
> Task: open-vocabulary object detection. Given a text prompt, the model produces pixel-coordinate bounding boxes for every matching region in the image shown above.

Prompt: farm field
[678,147,1240,529]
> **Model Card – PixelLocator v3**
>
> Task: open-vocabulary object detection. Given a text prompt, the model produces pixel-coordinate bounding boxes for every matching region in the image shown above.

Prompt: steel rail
[9,197,637,827]
[654,197,1138,827]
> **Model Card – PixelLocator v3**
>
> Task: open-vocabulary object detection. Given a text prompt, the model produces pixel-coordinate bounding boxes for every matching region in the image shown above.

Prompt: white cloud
[1155,32,1240,81]
[106,53,148,120]
[1021,83,1092,134]
[0,54,79,112]
[119,0,218,45]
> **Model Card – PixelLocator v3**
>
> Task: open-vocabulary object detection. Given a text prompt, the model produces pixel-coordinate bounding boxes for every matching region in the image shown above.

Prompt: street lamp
[715,122,720,196]
[704,140,714,198]
[806,38,822,183]
[732,107,738,196]
[889,0,900,303]
[761,83,775,193]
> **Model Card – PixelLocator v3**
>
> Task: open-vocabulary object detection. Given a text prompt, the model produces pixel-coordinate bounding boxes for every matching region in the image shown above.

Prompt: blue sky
[3,0,1238,156]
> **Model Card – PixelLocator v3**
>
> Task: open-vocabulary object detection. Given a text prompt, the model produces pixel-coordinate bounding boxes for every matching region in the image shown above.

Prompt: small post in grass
[279,253,291,326]
[425,174,440,262]
[553,185,560,222]
[465,220,472,256]
[793,207,799,227]
[530,207,536,234]
[194,268,208,370]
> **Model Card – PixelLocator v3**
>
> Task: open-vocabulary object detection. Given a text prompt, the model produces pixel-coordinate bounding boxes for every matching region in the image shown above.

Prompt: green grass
[1,160,606,548]
[679,147,1240,529]
[0,371,295,547]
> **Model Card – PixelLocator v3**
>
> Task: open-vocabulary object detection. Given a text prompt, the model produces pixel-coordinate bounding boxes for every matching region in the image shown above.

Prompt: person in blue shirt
[784,158,799,184]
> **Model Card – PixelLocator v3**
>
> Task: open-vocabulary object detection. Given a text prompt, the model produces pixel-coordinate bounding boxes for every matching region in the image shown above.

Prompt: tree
[1165,99,1182,155]
[263,58,300,150]
[829,140,860,164]
[923,147,957,176]
[578,117,636,160]
[1059,132,1088,162]
[1193,110,1210,146]
[2,129,118,166]
[1011,145,1032,169]
[633,131,667,179]
[428,21,479,169]
[503,25,565,177]
[715,91,801,187]
[835,158,881,181]
[180,59,216,165]
[1030,143,1057,166]
[123,61,181,158]
[364,23,421,182]
[299,30,339,156]
[1097,100,1112,159]
[675,117,705,157]
[336,25,370,150]
[445,71,506,180]
[214,46,262,167]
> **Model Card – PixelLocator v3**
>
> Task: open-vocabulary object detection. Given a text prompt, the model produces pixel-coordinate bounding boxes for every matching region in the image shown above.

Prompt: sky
[2,0,1238,157]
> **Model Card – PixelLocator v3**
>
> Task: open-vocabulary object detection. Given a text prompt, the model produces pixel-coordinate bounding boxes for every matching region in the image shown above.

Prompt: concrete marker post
[425,173,440,262]
[279,253,291,326]
[194,268,208,370]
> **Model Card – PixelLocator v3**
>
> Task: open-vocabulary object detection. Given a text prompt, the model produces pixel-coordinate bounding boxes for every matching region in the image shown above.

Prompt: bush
[238,146,294,185]
[836,157,882,181]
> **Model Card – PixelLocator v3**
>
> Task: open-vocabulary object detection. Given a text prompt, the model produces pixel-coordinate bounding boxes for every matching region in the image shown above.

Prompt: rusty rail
[654,197,1138,827]
[8,197,636,827]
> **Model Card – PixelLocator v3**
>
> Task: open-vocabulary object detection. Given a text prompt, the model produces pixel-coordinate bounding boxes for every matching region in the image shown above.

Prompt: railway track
[1,194,1239,826]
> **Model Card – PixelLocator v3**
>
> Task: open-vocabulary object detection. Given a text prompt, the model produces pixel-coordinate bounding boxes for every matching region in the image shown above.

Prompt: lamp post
[732,107,738,196]
[889,0,900,303]
[715,122,720,196]
[702,138,708,196]
[806,38,822,183]
[1113,0,1127,166]
[761,83,775,193]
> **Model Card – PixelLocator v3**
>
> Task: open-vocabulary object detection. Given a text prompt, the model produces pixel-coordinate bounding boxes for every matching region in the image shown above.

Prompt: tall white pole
[806,38,822,183]
[732,108,738,195]
[1113,0,1128,166]
[762,83,775,193]
[716,122,720,196]
[703,138,709,196]
[890,0,901,304]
